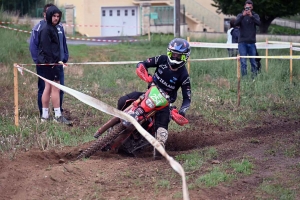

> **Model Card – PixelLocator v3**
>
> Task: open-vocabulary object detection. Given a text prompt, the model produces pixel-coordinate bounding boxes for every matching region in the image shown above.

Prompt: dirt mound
[1,116,300,200]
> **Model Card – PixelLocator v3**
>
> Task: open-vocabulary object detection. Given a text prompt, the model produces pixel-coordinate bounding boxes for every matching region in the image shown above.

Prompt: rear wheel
[77,123,126,159]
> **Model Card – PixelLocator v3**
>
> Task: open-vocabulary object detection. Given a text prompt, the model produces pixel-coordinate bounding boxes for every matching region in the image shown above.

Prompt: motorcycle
[77,67,189,159]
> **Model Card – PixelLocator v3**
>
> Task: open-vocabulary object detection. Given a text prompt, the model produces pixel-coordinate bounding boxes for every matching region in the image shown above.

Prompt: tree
[0,0,53,17]
[211,0,300,33]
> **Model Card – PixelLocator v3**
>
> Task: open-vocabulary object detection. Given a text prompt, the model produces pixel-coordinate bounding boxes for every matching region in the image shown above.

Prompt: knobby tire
[77,123,125,159]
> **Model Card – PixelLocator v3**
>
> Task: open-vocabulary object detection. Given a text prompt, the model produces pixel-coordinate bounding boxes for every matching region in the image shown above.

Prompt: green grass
[257,179,297,200]
[195,166,234,187]
[230,159,254,175]
[268,24,300,35]
[155,179,171,189]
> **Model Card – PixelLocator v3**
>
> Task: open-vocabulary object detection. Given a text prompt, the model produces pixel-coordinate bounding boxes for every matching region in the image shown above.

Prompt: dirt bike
[77,66,189,159]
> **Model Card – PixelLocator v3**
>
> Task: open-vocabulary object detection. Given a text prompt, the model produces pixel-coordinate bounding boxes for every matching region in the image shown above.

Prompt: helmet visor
[167,51,187,62]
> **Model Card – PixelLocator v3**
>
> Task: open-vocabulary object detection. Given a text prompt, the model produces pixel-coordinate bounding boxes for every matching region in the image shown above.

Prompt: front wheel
[77,123,126,159]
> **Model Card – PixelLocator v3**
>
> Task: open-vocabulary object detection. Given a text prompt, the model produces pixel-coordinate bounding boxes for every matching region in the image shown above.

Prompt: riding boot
[153,127,168,160]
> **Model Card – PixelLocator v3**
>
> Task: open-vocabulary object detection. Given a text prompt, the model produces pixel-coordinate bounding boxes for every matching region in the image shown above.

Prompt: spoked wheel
[77,123,126,160]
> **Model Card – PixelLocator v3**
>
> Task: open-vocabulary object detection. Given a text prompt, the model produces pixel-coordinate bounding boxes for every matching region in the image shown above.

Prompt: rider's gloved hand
[171,108,188,126]
[136,63,152,83]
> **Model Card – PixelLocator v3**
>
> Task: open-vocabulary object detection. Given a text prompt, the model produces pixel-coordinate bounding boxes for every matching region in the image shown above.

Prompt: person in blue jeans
[29,3,71,125]
[235,0,260,78]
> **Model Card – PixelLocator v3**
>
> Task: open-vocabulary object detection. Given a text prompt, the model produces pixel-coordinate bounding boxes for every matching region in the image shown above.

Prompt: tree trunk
[259,15,276,34]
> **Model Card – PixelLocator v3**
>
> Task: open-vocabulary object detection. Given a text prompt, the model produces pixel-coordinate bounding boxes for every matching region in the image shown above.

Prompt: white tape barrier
[1,24,300,48]
[0,21,144,28]
[66,37,146,43]
[190,42,290,49]
[268,40,300,47]
[292,47,300,51]
[0,25,146,43]
[18,61,141,67]
[16,54,300,68]
[14,64,190,200]
[0,24,31,34]
[240,55,300,59]
[189,55,300,62]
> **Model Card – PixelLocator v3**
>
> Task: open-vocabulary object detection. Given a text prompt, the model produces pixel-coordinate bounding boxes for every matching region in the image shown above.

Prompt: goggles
[167,51,187,62]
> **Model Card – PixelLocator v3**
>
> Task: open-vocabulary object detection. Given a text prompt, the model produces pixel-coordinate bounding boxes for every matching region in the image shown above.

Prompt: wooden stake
[187,37,190,74]
[290,42,293,83]
[237,55,241,107]
[13,64,19,126]
[266,38,268,72]
[148,15,151,41]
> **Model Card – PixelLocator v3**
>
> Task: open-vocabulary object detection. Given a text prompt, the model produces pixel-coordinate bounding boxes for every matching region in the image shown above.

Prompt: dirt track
[0,116,300,200]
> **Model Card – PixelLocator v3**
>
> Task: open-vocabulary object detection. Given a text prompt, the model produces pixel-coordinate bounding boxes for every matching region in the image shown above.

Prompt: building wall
[55,0,137,36]
[55,0,229,37]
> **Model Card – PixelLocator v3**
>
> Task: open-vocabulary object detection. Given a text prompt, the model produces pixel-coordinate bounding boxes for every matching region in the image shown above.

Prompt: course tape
[239,55,300,59]
[268,40,300,47]
[0,21,143,28]
[1,24,300,47]
[292,47,300,51]
[14,64,190,200]
[190,42,290,49]
[16,54,300,67]
[0,25,146,43]
[191,55,300,61]
[66,37,145,43]
[0,24,31,34]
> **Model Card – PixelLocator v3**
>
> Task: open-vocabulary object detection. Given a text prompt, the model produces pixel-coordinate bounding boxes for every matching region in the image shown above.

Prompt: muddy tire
[77,123,126,159]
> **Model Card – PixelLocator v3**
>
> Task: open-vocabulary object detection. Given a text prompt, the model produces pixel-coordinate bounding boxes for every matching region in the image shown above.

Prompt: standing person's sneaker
[40,117,50,123]
[54,116,73,126]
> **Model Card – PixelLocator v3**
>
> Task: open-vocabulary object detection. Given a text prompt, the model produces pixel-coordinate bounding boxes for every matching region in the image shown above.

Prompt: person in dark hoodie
[37,5,70,124]
[234,0,261,78]
[29,4,71,124]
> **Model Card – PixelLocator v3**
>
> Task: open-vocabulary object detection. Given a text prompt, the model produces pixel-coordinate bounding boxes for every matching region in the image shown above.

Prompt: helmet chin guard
[167,38,191,69]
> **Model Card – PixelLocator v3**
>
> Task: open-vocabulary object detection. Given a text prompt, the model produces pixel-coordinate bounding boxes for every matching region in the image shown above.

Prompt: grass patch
[175,147,218,172]
[230,159,254,175]
[268,24,300,35]
[195,166,234,187]
[155,179,171,189]
[257,180,297,200]
[187,158,254,189]
[175,151,203,171]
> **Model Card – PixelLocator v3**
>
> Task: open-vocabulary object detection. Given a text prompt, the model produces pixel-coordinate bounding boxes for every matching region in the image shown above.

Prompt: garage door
[101,7,138,37]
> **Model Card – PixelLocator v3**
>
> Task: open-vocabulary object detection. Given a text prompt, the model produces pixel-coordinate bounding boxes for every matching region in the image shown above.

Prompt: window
[117,10,120,16]
[102,10,105,17]
[132,9,135,16]
[109,10,113,16]
[125,10,128,16]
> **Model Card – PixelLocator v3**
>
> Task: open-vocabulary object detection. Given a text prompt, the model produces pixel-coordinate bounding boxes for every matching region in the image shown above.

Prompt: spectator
[226,18,239,57]
[29,3,70,124]
[235,0,261,78]
[36,5,71,125]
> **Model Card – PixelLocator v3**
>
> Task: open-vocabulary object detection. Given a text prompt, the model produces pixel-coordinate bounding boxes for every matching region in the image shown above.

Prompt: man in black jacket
[235,0,261,78]
[38,5,68,124]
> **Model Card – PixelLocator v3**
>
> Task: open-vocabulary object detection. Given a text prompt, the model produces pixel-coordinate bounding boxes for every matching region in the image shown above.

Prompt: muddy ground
[0,115,300,200]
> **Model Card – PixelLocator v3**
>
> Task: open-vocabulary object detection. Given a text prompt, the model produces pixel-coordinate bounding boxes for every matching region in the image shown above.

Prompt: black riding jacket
[138,55,191,114]
[37,6,62,64]
[234,11,260,44]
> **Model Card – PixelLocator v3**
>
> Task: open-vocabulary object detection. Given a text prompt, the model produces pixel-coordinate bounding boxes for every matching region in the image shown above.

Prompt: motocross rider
[117,38,192,159]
